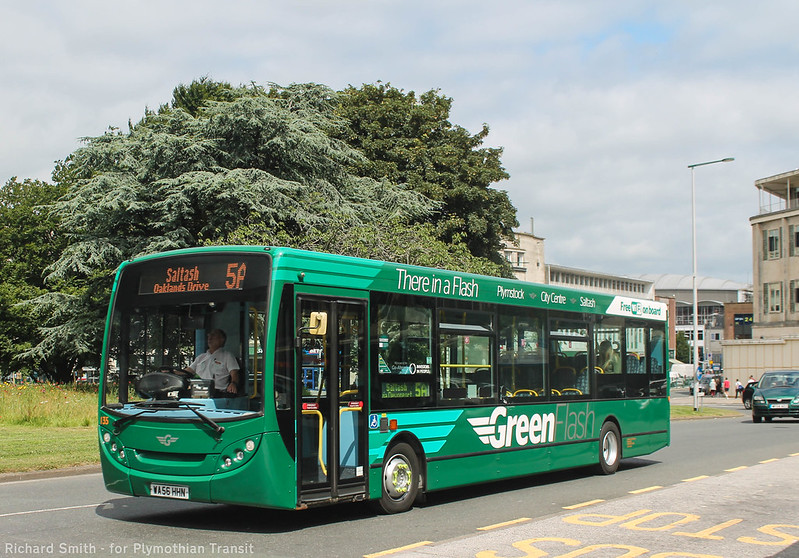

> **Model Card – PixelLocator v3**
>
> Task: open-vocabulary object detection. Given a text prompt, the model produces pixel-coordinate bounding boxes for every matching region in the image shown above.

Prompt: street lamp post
[688,157,734,411]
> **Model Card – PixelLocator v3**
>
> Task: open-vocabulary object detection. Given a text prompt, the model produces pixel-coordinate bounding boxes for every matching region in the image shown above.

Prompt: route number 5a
[226,263,247,289]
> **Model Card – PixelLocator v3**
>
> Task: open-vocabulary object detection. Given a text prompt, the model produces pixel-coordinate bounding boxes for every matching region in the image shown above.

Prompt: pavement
[0,464,100,484]
[669,387,750,412]
[383,453,799,558]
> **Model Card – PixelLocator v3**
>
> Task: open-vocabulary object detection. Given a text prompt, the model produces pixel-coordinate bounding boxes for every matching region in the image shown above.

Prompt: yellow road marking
[477,517,532,531]
[759,458,779,464]
[364,541,433,558]
[682,475,709,483]
[790,452,799,457]
[724,466,747,472]
[563,499,605,510]
[629,486,662,494]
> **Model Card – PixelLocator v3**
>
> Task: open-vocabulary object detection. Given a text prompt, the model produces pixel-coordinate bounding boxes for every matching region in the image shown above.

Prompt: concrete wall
[721,337,799,382]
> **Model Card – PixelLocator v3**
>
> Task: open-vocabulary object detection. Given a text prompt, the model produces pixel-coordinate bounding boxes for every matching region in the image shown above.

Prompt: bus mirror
[308,312,328,336]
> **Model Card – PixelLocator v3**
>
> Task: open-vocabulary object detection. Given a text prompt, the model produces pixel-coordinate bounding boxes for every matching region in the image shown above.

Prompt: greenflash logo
[467,407,556,448]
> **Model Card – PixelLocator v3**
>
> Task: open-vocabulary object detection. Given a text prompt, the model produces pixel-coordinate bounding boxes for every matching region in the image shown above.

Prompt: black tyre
[597,422,621,475]
[752,414,762,423]
[743,397,752,410]
[377,443,419,514]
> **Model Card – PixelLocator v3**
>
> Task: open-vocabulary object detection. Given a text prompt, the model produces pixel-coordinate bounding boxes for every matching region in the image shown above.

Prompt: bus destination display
[381,381,430,399]
[139,261,248,295]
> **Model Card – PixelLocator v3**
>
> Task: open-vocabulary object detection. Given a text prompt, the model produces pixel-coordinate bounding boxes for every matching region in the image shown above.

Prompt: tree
[28,79,515,375]
[675,332,691,364]
[336,83,518,268]
[225,215,505,277]
[28,81,459,373]
[0,178,69,379]
[171,76,235,117]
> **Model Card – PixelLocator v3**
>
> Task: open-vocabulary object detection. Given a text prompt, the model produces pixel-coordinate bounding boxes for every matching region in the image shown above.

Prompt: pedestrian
[709,376,717,397]
[735,379,743,398]
[723,377,730,399]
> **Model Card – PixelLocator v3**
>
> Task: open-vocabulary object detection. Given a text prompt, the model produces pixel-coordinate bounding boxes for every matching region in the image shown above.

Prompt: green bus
[98,246,669,513]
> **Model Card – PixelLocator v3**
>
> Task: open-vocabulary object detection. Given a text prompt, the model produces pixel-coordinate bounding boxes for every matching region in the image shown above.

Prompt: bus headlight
[216,436,261,472]
[101,430,127,464]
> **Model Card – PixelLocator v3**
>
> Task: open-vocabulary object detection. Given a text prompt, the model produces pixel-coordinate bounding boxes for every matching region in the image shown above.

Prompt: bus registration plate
[150,483,189,500]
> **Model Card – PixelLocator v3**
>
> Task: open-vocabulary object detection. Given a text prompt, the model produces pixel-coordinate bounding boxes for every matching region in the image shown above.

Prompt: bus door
[297,296,367,505]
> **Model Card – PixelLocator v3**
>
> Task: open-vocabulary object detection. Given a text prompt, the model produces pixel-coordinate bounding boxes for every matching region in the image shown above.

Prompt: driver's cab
[106,299,266,414]
[102,252,270,416]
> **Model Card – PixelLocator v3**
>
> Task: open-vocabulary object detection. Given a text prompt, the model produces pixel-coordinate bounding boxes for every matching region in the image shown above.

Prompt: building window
[792,280,799,313]
[764,282,783,313]
[676,306,691,326]
[504,250,524,269]
[764,228,782,260]
[790,225,799,257]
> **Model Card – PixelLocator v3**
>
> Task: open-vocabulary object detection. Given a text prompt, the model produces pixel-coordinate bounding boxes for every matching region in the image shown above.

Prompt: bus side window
[625,324,649,397]
[372,293,434,410]
[498,309,545,400]
[439,332,493,401]
[438,306,495,404]
[595,317,623,399]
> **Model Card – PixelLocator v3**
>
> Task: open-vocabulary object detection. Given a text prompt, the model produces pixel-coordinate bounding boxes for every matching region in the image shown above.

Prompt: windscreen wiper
[134,400,226,435]
[111,407,158,434]
[110,400,225,435]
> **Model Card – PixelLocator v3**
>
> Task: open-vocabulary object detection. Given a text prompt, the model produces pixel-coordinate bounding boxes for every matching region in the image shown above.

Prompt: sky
[3,1,798,285]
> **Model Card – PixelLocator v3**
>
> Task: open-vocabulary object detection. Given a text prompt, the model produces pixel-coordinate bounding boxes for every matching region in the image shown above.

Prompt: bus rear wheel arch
[376,442,421,514]
[597,421,621,475]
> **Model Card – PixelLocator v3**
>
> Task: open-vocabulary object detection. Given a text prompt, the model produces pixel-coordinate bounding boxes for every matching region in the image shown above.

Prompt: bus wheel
[597,422,621,475]
[378,443,419,514]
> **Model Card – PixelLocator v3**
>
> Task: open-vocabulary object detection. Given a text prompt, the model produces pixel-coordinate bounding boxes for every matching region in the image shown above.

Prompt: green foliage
[224,215,506,277]
[337,83,517,268]
[171,75,235,117]
[675,332,691,363]
[22,78,516,376]
[0,178,69,378]
[48,82,435,277]
[29,80,452,373]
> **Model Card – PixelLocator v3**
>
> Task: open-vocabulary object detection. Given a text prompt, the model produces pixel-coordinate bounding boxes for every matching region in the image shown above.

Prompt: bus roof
[120,246,668,322]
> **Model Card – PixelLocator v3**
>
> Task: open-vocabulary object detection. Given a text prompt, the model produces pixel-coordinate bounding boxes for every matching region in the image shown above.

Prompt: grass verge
[0,425,97,473]
[0,382,100,473]
[670,405,744,420]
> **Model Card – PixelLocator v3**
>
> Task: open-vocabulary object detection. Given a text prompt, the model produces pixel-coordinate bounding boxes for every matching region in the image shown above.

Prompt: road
[1,404,797,558]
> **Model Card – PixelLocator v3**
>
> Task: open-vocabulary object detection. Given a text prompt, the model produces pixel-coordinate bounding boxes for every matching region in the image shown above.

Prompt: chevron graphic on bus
[467,407,556,449]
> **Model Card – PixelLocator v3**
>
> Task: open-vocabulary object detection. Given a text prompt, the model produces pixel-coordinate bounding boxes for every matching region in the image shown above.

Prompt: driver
[184,329,240,395]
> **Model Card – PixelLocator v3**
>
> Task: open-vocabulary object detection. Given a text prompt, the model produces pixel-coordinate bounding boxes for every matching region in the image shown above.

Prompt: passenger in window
[184,329,240,395]
[597,340,620,373]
